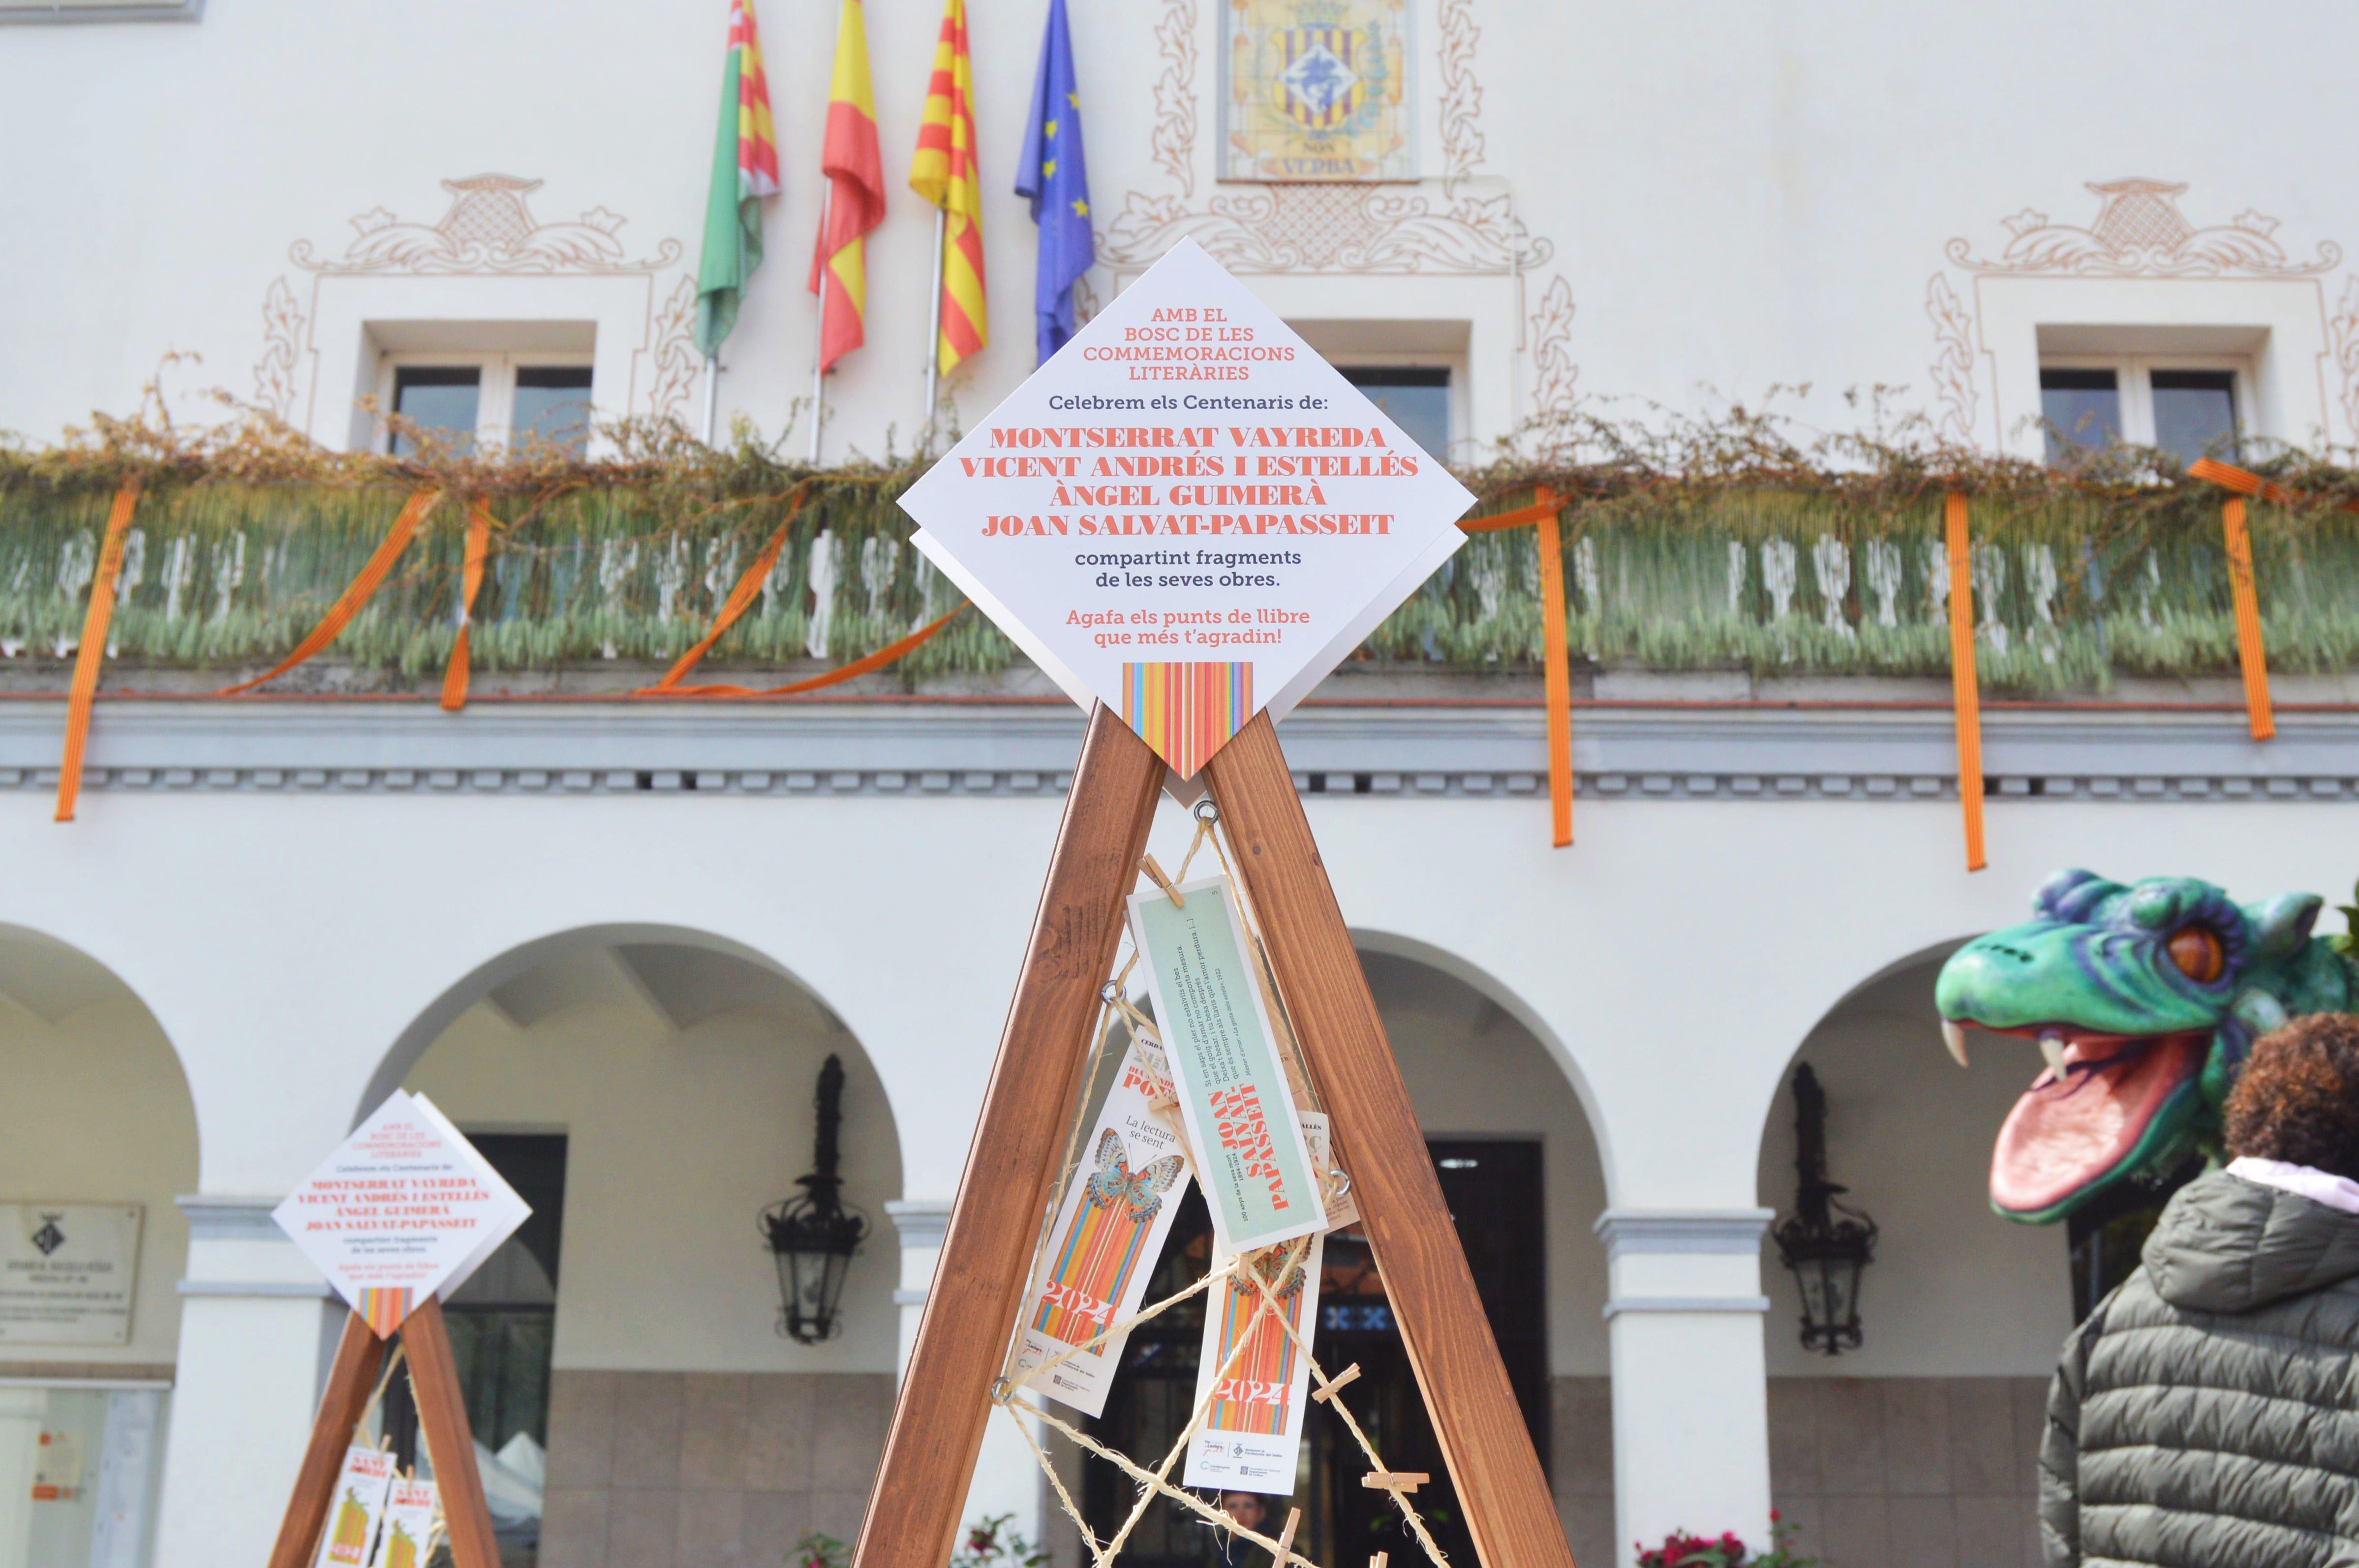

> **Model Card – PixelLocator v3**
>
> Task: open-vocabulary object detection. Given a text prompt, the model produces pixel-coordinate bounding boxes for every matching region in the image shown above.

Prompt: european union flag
[1015,0,1093,365]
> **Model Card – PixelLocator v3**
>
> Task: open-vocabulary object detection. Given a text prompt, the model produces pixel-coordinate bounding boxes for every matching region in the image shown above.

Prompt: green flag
[696,0,780,359]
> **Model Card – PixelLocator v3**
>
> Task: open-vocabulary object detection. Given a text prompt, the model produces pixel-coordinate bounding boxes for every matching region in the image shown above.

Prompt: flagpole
[922,208,946,454]
[702,354,720,446]
[809,181,834,467]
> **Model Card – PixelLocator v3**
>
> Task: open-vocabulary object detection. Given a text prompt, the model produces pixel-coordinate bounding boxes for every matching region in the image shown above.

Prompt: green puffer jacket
[2041,1170,2359,1568]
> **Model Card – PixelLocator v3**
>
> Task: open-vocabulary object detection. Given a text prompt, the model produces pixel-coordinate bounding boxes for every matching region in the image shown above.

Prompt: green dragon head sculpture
[1933,869,2359,1224]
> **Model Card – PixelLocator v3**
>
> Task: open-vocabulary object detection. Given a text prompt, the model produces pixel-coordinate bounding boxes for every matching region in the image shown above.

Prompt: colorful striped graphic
[358,1286,414,1338]
[1033,1129,1182,1349]
[1121,661,1252,778]
[909,0,987,372]
[811,0,886,373]
[1206,1251,1307,1437]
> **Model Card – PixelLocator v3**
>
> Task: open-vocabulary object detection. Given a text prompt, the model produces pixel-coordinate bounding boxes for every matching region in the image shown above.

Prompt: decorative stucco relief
[254,277,307,422]
[2329,280,2359,442]
[1927,180,2347,447]
[290,175,682,276]
[1103,0,1572,441]
[1099,0,1548,276]
[1152,0,1199,197]
[1526,273,1578,434]
[256,175,694,431]
[645,277,703,428]
[1435,0,1483,189]
[1943,181,2337,279]
[1922,273,1978,445]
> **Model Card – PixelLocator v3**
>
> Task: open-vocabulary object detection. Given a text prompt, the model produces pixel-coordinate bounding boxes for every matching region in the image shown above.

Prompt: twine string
[993,832,1449,1568]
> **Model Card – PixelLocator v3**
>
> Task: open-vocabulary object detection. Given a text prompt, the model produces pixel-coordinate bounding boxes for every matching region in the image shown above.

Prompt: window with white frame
[378,354,596,458]
[1338,367,1452,462]
[2039,356,2245,469]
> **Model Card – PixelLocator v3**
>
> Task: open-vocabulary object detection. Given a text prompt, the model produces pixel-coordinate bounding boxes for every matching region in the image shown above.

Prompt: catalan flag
[810,0,886,374]
[909,0,987,373]
[695,0,780,359]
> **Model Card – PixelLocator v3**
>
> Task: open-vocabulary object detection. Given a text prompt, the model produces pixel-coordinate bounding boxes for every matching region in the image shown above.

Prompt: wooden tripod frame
[266,1296,504,1568]
[852,707,1573,1568]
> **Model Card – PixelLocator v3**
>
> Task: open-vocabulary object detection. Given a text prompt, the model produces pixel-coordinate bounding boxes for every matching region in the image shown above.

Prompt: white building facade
[3,4,2358,1568]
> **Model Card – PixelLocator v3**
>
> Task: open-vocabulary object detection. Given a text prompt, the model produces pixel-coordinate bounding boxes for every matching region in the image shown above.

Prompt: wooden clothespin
[1360,1471,1429,1494]
[1370,1553,1389,1568]
[1139,853,1186,905]
[1312,1362,1361,1404]
[1267,1507,1300,1568]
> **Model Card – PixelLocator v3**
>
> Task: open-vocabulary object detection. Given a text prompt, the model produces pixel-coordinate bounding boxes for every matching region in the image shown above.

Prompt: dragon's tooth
[2040,1030,2068,1079]
[1942,1018,1969,1066]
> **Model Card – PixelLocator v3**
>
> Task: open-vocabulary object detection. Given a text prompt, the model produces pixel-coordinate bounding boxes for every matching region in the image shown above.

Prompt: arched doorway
[375,928,905,1568]
[1060,943,1612,1568]
[1752,944,2070,1568]
[0,927,196,1568]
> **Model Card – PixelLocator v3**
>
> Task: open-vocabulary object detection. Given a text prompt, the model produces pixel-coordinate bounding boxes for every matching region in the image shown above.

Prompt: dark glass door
[1081,1141,1548,1567]
[1313,1141,1548,1568]
[382,1132,566,1568]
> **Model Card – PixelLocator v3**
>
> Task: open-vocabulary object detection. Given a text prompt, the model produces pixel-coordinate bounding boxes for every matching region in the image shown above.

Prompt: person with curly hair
[2040,1013,2359,1568]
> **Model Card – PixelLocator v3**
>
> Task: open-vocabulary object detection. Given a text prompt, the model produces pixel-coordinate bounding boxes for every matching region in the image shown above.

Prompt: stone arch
[360,922,872,1123]
[1746,928,2069,1543]
[1349,926,1615,1183]
[373,921,911,1558]
[0,922,200,1372]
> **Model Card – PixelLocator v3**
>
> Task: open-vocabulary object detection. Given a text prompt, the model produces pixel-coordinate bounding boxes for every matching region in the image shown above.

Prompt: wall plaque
[0,1203,141,1344]
[1220,0,1415,182]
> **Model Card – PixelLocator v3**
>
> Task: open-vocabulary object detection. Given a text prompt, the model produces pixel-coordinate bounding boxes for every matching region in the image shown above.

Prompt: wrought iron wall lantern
[1772,1063,1879,1356]
[761,1053,869,1344]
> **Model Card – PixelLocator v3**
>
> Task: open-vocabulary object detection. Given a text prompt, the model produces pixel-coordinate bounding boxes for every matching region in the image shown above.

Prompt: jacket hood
[2141,1169,2359,1314]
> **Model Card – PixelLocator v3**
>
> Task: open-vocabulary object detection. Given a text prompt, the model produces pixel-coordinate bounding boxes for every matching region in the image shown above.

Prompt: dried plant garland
[4,401,2355,692]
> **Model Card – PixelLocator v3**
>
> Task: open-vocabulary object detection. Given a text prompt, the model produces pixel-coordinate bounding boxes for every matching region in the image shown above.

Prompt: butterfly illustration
[1083,1128,1184,1222]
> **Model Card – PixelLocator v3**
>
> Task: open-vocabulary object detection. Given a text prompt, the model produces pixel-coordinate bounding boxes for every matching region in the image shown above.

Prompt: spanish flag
[909,0,986,372]
[810,0,886,374]
[694,0,780,359]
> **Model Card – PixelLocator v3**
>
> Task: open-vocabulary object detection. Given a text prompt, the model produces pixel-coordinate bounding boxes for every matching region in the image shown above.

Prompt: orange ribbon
[1945,491,1986,873]
[219,486,442,696]
[638,600,970,697]
[54,482,141,823]
[2186,458,2276,741]
[641,492,813,694]
[1463,485,1573,846]
[440,502,496,712]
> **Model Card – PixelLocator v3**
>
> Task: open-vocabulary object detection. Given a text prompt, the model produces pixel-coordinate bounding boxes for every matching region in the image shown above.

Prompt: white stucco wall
[1756,958,2074,1379]
[0,756,2346,1562]
[1370,949,1612,1375]
[405,995,905,1374]
[0,992,196,1370]
[7,1,2359,456]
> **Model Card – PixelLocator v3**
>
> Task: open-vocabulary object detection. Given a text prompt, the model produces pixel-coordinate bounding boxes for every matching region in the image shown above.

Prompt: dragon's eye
[2166,925,2225,983]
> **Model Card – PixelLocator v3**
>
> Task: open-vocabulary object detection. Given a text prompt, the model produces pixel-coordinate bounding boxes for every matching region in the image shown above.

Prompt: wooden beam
[403,1296,502,1568]
[1204,713,1575,1568]
[853,707,1166,1568]
[266,1310,384,1568]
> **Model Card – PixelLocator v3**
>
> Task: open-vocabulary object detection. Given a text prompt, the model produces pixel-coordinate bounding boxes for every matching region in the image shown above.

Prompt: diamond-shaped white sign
[273,1091,531,1336]
[899,239,1471,777]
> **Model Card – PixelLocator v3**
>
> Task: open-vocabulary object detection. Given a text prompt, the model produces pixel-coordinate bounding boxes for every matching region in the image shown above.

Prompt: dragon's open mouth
[1957,1022,2209,1217]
